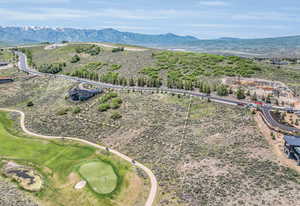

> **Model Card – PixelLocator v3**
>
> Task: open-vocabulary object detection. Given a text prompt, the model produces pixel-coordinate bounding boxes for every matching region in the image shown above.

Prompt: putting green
[79,161,118,194]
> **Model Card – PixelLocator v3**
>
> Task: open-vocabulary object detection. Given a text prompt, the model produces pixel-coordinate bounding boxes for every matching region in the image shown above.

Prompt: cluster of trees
[70,68,99,80]
[38,62,66,74]
[112,47,125,53]
[135,77,162,87]
[75,45,102,55]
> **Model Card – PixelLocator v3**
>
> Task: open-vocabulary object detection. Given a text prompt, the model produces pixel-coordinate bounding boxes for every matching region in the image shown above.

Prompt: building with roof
[0,76,13,84]
[283,135,300,166]
[68,88,102,101]
[0,62,9,67]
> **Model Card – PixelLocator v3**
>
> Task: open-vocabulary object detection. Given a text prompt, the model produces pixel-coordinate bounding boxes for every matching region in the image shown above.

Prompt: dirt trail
[255,113,300,173]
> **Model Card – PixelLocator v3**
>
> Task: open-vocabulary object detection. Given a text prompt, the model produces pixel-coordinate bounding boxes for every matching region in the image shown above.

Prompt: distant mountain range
[1,26,300,57]
[0,26,198,46]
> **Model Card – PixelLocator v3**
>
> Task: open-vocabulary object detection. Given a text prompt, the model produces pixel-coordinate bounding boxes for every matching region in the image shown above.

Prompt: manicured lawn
[79,161,118,194]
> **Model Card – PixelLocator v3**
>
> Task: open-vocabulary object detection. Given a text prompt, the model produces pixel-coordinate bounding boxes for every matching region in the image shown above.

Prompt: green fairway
[79,161,118,194]
[0,112,95,179]
[0,111,126,205]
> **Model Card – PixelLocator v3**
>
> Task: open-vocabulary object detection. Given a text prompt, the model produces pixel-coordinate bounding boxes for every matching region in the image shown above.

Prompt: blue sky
[0,0,299,39]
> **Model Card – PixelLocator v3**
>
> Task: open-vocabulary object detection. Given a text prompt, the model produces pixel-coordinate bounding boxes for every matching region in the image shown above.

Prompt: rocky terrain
[0,177,39,206]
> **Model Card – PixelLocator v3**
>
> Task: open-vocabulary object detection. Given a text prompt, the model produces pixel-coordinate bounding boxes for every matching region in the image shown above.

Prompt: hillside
[178,36,300,57]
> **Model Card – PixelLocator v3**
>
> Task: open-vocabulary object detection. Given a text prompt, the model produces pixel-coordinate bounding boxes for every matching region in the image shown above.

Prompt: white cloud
[198,1,229,6]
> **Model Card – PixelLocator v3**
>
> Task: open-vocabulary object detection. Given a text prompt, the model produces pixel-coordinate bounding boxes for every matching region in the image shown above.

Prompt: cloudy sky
[0,0,299,39]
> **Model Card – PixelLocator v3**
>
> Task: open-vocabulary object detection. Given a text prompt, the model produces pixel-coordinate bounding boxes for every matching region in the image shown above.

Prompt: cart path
[0,108,158,206]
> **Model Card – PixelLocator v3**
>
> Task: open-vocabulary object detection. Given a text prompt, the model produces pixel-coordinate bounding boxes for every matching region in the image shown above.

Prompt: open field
[0,108,145,206]
[1,71,300,205]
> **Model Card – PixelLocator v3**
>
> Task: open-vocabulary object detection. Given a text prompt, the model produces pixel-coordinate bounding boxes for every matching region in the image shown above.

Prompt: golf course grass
[0,112,95,178]
[79,161,118,194]
[0,111,129,205]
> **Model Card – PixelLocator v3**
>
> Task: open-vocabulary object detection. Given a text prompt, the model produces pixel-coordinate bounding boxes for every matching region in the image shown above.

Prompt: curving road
[261,107,300,133]
[0,108,157,206]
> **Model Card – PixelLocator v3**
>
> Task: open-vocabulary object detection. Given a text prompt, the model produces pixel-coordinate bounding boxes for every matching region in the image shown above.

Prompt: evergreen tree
[236,87,246,99]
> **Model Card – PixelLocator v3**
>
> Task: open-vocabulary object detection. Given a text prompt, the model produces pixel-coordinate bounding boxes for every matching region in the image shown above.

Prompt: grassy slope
[0,112,132,206]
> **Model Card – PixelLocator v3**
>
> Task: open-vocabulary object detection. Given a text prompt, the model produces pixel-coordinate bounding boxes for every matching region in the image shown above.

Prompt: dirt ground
[255,112,300,173]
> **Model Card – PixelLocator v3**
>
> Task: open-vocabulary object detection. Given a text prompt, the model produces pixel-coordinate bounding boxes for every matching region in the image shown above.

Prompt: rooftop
[0,76,13,80]
[284,135,300,146]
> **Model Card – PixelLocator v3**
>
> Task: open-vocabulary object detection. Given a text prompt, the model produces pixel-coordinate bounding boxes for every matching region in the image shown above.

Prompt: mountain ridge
[0,26,199,46]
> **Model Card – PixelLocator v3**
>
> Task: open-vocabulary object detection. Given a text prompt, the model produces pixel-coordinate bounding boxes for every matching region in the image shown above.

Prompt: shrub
[111,64,122,71]
[112,47,124,53]
[70,55,80,63]
[26,101,34,107]
[110,112,122,120]
[73,106,81,114]
[98,103,110,112]
[111,102,121,109]
[56,108,70,115]
[111,97,122,104]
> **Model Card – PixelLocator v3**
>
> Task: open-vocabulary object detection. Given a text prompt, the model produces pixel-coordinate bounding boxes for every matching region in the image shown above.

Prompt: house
[283,135,300,166]
[0,76,13,84]
[68,88,102,101]
[271,59,288,65]
[0,62,9,67]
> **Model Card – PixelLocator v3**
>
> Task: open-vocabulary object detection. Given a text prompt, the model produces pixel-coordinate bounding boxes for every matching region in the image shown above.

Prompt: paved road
[0,108,157,206]
[261,106,300,133]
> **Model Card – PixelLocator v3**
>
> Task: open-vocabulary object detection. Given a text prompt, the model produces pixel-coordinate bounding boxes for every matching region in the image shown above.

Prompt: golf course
[79,161,118,194]
[0,111,132,206]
